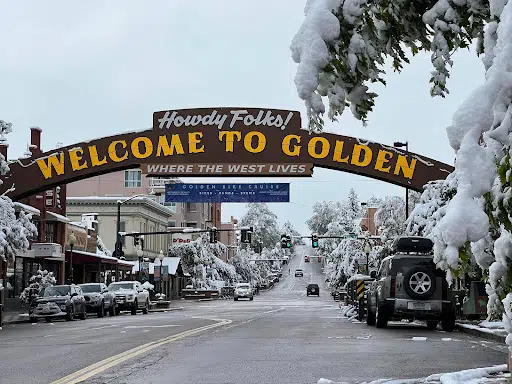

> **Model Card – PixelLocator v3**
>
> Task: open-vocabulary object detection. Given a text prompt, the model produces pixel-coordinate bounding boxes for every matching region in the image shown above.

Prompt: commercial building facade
[66,197,174,262]
[66,170,221,230]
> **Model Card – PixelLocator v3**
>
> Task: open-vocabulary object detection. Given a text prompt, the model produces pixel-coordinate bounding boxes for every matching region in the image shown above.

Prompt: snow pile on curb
[316,364,509,383]
[340,305,357,318]
[457,321,507,336]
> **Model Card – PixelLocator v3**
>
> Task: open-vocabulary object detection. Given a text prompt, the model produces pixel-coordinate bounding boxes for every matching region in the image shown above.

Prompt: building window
[119,221,126,246]
[124,170,142,188]
[187,203,197,212]
[186,222,197,228]
[45,222,56,243]
[168,221,176,227]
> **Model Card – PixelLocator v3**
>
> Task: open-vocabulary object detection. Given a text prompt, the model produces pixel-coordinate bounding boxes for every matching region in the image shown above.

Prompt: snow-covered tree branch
[291,0,490,130]
[239,203,280,248]
[0,121,38,262]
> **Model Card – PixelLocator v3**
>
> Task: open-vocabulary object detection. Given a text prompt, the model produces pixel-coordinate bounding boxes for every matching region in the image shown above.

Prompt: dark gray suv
[366,236,456,331]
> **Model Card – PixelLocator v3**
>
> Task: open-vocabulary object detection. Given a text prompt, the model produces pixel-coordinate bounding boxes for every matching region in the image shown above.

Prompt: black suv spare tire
[403,266,436,300]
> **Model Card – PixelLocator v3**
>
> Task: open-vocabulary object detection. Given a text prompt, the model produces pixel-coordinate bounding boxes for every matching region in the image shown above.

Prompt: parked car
[268,274,280,283]
[305,255,310,262]
[108,281,150,315]
[307,284,320,296]
[79,283,117,317]
[366,236,456,331]
[234,283,254,301]
[295,269,303,277]
[29,284,87,322]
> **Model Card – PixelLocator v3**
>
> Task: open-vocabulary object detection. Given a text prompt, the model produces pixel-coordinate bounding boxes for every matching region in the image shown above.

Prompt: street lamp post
[68,232,76,284]
[158,250,164,294]
[364,241,372,275]
[393,141,409,220]
[136,245,143,281]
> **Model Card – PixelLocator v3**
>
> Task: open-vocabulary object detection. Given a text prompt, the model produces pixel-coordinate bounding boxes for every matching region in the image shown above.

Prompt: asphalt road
[0,246,507,384]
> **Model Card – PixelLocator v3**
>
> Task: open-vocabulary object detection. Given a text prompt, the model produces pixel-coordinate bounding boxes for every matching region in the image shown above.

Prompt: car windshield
[80,284,102,293]
[236,284,250,289]
[108,283,135,291]
[43,286,71,297]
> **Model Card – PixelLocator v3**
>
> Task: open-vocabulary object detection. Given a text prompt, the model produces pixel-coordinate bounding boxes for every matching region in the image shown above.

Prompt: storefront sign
[0,108,454,200]
[172,234,192,244]
[165,183,290,203]
[64,224,88,251]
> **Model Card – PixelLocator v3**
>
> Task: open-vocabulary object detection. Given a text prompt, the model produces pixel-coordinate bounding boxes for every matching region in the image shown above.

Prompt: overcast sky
[1,1,484,234]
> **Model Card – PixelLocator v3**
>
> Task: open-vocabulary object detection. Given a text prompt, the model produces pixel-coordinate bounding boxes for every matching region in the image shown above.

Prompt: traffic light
[286,235,292,248]
[209,228,218,243]
[115,241,125,258]
[134,234,140,247]
[140,235,145,250]
[241,227,253,243]
[280,234,288,249]
[312,234,319,248]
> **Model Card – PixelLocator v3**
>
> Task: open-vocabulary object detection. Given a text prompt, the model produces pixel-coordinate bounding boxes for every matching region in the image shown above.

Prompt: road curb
[2,318,31,325]
[455,323,506,344]
[148,307,183,313]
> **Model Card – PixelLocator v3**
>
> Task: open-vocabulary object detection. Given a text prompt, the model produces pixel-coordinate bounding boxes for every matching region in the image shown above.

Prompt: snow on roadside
[316,364,510,383]
[457,322,507,336]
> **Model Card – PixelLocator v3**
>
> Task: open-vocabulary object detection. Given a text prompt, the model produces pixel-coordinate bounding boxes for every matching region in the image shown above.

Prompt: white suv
[108,281,150,315]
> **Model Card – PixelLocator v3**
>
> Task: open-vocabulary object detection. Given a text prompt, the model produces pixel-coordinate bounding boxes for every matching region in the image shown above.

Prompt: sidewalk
[455,320,507,344]
[2,306,184,326]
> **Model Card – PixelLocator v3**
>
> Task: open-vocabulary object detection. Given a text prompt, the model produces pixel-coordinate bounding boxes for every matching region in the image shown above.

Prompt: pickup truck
[107,281,150,315]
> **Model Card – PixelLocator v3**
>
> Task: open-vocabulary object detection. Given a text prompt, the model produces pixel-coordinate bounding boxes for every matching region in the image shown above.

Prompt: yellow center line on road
[49,318,232,384]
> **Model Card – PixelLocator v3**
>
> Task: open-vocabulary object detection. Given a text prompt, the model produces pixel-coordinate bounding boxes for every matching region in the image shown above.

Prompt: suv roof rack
[392,236,433,254]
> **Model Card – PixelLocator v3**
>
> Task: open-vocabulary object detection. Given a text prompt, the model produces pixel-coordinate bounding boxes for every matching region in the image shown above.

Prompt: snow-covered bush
[325,238,366,288]
[141,281,154,291]
[20,270,56,304]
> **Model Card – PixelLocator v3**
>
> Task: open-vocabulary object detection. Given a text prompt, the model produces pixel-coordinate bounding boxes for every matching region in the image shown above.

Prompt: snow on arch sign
[0,107,453,200]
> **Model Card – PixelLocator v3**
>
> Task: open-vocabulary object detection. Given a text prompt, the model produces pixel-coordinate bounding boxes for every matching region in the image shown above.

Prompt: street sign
[165,183,290,203]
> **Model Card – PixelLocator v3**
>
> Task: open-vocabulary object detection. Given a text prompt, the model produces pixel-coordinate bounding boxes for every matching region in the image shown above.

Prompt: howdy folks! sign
[0,108,453,200]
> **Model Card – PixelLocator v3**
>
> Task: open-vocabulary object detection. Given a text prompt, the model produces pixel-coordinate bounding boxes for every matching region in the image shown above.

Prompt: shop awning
[65,249,118,265]
[47,211,71,223]
[13,202,40,216]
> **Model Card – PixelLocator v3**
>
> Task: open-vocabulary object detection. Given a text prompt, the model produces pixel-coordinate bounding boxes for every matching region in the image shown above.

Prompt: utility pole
[394,141,409,220]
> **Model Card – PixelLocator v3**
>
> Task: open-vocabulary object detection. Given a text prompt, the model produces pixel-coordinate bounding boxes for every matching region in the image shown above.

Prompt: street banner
[154,266,160,281]
[162,265,169,281]
[165,183,290,203]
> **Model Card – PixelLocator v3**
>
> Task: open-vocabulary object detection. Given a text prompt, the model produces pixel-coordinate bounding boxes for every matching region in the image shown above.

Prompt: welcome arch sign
[0,108,453,200]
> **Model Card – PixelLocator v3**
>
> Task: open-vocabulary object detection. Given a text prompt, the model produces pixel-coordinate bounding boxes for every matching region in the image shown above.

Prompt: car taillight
[390,278,396,297]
